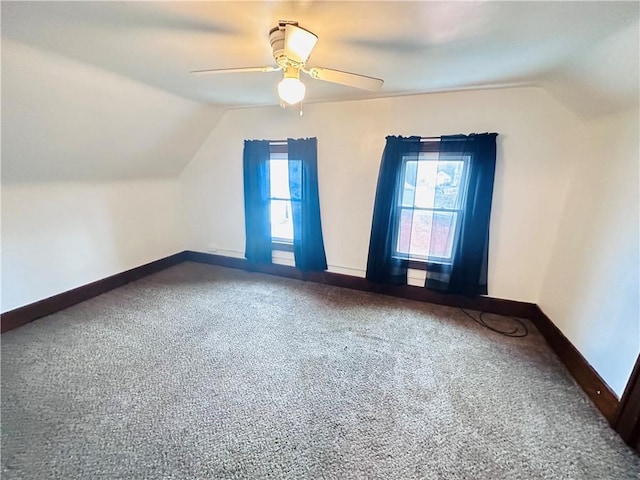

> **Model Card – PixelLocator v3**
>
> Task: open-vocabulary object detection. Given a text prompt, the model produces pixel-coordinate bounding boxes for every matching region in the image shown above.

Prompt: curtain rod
[402,137,467,142]
[271,137,464,144]
[397,137,440,142]
[271,137,445,143]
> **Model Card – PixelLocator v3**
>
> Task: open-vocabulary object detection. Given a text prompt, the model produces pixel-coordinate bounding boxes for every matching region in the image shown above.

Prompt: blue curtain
[243,140,272,264]
[366,133,497,297]
[366,136,421,284]
[287,138,328,271]
[425,133,497,296]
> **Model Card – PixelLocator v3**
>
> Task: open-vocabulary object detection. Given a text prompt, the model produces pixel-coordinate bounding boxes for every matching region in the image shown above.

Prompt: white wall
[1,179,185,312]
[538,108,640,396]
[180,87,583,303]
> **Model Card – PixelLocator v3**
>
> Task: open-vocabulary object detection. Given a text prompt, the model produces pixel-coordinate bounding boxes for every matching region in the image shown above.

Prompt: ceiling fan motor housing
[269,21,303,68]
[269,28,287,67]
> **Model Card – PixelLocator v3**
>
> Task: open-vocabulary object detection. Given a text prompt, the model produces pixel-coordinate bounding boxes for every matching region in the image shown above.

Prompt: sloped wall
[541,20,639,119]
[2,39,223,182]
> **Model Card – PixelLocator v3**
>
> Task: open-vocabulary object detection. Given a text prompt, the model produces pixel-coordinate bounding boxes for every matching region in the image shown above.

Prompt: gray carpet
[2,262,638,479]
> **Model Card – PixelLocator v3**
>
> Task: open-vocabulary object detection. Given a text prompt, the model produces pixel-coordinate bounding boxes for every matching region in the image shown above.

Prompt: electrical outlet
[206,243,218,253]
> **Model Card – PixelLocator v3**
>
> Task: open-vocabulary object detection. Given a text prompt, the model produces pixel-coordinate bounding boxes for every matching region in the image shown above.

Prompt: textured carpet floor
[2,262,638,479]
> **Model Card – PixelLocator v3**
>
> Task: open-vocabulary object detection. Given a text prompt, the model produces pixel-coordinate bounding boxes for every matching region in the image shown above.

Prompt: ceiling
[2,1,639,110]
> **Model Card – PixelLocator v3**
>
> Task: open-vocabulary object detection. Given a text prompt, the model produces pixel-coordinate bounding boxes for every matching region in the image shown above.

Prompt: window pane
[397,208,430,256]
[413,161,438,208]
[270,199,293,241]
[404,159,466,209]
[397,209,457,260]
[269,158,290,199]
[431,211,457,258]
[401,160,418,207]
[433,160,465,209]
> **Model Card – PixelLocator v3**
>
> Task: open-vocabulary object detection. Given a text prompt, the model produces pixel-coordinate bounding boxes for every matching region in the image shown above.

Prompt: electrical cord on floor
[460,308,529,338]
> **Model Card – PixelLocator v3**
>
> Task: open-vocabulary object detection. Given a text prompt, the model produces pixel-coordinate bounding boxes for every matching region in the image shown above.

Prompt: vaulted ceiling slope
[1,38,224,183]
[540,20,639,118]
[2,1,638,113]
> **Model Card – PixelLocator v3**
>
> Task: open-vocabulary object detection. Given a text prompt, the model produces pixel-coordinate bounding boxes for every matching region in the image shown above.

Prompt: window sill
[272,241,294,252]
[407,259,428,271]
[392,257,452,271]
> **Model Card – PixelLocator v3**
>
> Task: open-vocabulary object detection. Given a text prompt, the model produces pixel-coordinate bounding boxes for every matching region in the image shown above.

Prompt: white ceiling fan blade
[284,24,318,64]
[191,66,280,75]
[307,67,384,91]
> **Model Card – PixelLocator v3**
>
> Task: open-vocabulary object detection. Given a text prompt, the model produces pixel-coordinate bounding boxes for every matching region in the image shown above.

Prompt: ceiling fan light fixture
[284,24,318,64]
[277,67,306,105]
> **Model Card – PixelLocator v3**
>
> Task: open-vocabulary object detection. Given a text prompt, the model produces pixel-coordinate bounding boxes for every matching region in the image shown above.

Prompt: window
[366,134,496,295]
[394,141,469,267]
[268,144,294,247]
[244,137,327,271]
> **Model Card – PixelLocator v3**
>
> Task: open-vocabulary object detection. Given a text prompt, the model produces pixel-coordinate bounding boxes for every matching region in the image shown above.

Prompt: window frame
[392,140,470,271]
[268,143,294,252]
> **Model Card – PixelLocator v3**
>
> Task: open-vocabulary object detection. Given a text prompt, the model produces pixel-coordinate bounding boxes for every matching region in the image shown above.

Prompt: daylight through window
[395,146,469,264]
[268,150,294,244]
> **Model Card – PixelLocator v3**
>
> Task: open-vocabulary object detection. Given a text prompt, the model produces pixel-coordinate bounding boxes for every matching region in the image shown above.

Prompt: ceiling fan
[191,21,384,106]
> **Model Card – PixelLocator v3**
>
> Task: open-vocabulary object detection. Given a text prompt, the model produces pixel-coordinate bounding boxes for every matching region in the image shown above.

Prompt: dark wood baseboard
[615,354,640,451]
[185,251,536,319]
[529,305,619,424]
[1,252,188,333]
